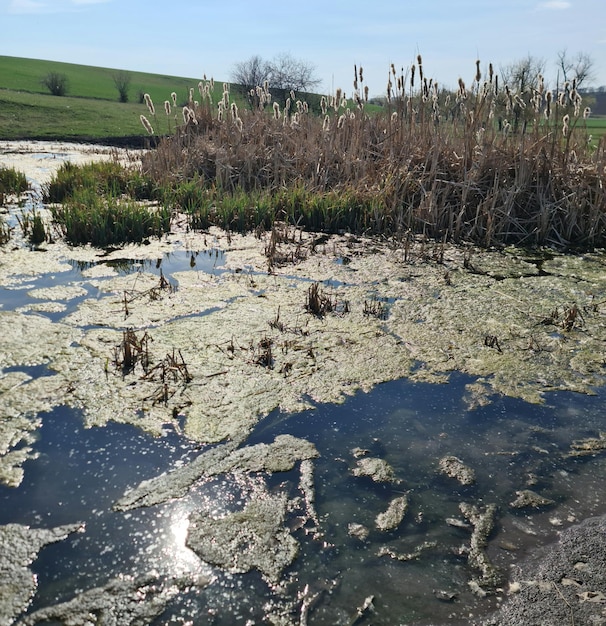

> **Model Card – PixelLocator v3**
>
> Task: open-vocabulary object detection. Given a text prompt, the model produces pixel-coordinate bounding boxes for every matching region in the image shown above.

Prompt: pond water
[2,370,606,624]
[3,144,606,625]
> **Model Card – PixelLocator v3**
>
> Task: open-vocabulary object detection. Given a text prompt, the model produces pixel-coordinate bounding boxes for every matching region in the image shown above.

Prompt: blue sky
[1,0,605,96]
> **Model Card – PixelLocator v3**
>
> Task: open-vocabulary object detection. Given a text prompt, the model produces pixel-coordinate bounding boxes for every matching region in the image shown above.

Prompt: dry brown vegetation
[139,59,606,250]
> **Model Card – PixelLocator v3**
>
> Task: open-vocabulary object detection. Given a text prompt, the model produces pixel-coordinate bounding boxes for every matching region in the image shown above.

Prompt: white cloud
[537,1,571,9]
[8,0,47,13]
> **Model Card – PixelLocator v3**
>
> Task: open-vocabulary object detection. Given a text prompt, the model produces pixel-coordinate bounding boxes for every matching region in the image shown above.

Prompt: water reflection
[3,375,606,624]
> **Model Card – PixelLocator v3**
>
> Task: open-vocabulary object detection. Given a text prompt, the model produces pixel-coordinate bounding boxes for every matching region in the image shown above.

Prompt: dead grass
[136,65,604,250]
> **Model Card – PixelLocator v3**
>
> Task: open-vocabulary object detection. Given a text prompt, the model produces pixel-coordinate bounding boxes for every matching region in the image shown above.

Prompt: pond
[2,143,606,625]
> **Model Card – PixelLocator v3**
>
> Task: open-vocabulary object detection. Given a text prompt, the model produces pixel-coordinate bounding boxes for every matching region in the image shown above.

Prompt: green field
[0,55,225,142]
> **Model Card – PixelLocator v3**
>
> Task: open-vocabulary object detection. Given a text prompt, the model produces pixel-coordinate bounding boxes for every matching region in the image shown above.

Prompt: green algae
[114,434,319,512]
[186,489,298,583]
[3,224,606,492]
[0,522,83,625]
[19,573,201,626]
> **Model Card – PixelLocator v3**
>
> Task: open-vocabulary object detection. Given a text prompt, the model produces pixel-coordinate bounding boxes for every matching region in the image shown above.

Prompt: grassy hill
[0,55,224,144]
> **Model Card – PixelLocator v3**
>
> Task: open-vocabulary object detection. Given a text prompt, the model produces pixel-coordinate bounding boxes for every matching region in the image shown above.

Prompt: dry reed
[140,59,606,250]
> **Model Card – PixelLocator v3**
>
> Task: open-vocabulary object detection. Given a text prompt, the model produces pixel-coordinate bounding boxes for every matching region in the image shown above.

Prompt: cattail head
[323,114,330,131]
[273,101,280,120]
[410,64,415,88]
[235,117,243,133]
[475,59,481,83]
[359,66,363,83]
[583,107,591,119]
[391,63,396,77]
[320,95,327,115]
[140,114,153,135]
[290,90,296,101]
[144,93,155,116]
[231,102,238,120]
[489,63,494,82]
[364,85,369,102]
[164,100,171,116]
[171,92,177,106]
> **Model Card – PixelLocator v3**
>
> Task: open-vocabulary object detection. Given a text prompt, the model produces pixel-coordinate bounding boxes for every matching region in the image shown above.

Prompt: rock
[352,457,399,483]
[509,489,555,509]
[438,455,476,485]
[375,495,409,531]
[481,515,606,626]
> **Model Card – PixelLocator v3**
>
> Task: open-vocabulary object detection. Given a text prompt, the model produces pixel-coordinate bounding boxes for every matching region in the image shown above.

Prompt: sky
[1,0,605,97]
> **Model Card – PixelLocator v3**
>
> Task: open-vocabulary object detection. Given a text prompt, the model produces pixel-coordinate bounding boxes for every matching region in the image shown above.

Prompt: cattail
[475,59,481,83]
[164,100,171,116]
[341,97,348,109]
[292,111,300,126]
[182,106,191,124]
[583,107,591,119]
[410,64,415,88]
[222,90,229,108]
[391,111,398,123]
[144,93,155,116]
[562,113,570,137]
[323,114,330,131]
[489,63,494,83]
[285,98,291,112]
[364,85,369,102]
[359,66,363,83]
[337,113,346,128]
[231,102,238,120]
[545,90,552,119]
[353,64,358,91]
[140,114,153,135]
[217,108,223,122]
[235,117,243,132]
[320,95,327,115]
[391,63,396,77]
[273,101,280,120]
[290,90,296,101]
[171,92,177,106]
[209,77,214,91]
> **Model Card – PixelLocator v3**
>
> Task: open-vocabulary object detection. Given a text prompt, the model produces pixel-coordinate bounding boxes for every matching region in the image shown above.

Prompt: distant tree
[232,55,270,91]
[41,72,69,96]
[231,53,321,108]
[499,55,546,94]
[113,70,132,103]
[556,49,595,88]
[267,53,321,104]
[498,55,546,132]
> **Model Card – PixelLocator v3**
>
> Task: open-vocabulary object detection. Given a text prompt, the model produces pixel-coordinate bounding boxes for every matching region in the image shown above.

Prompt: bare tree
[497,56,546,132]
[556,49,595,88]
[267,53,321,94]
[113,70,132,103]
[232,53,321,107]
[499,55,546,94]
[231,55,271,107]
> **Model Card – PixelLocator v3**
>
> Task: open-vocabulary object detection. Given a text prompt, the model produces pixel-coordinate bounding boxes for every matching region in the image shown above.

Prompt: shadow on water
[3,375,606,624]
